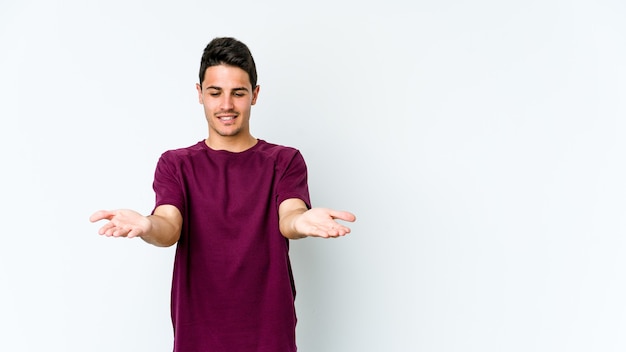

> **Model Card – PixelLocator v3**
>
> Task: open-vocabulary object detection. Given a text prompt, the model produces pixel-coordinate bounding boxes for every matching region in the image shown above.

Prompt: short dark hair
[198,37,258,88]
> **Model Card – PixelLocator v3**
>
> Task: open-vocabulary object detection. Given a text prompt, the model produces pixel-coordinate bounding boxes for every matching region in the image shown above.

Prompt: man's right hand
[89,209,152,238]
[89,205,182,247]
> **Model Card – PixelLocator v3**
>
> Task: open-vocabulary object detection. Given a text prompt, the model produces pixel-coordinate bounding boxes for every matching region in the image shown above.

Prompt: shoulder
[253,140,308,173]
[254,139,303,159]
[159,141,206,161]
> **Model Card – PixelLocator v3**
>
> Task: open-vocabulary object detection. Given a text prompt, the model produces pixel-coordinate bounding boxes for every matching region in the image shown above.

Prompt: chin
[217,129,242,137]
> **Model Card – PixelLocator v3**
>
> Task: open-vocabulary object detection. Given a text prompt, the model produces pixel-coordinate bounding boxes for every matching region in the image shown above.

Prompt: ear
[196,83,203,104]
[251,85,260,105]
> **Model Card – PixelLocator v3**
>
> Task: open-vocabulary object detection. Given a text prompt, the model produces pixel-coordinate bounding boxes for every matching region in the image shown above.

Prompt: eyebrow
[205,85,250,92]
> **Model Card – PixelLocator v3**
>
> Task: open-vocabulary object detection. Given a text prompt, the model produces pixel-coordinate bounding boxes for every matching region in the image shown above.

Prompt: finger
[325,223,351,238]
[103,225,119,237]
[103,222,130,237]
[112,227,131,237]
[90,210,114,223]
[329,210,356,222]
[307,225,330,238]
[127,228,143,238]
[336,226,351,236]
[98,222,116,235]
[327,229,340,238]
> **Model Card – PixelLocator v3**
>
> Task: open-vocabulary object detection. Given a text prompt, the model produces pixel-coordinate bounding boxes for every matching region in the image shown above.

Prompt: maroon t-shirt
[152,139,310,352]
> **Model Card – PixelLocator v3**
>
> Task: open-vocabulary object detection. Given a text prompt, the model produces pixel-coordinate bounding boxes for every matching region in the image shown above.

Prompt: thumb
[329,210,356,222]
[89,210,114,223]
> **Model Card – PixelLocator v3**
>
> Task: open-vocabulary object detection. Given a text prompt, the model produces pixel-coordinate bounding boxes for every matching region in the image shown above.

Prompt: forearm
[279,208,308,240]
[140,214,181,247]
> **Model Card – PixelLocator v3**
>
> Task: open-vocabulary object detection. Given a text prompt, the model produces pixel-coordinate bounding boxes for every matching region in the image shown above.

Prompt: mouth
[216,114,238,123]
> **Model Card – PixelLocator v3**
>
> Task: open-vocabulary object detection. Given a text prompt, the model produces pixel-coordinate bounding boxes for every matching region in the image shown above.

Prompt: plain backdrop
[1,0,625,351]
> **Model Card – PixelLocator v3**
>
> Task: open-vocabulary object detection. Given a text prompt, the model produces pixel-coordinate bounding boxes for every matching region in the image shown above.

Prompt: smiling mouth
[216,112,238,122]
[216,113,239,123]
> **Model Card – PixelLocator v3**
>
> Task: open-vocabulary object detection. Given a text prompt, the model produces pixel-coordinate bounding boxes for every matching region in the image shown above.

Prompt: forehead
[202,64,251,89]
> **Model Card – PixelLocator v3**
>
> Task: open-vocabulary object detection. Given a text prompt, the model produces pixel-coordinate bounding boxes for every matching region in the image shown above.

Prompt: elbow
[155,236,179,247]
[142,232,180,247]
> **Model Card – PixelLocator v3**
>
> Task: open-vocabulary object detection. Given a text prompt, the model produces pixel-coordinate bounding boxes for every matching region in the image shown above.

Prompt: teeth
[219,116,234,121]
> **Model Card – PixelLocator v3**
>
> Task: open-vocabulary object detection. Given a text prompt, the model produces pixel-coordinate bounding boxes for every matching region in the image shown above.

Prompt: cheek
[239,105,252,115]
[203,99,218,111]
[202,103,216,117]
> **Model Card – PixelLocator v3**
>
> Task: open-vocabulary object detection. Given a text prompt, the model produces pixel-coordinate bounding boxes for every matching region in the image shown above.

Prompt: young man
[89,37,356,352]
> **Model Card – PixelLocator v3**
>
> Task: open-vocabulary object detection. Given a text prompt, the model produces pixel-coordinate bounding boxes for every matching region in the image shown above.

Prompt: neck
[205,135,258,152]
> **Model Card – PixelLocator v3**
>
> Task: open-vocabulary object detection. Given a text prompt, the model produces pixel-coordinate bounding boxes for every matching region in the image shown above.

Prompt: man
[89,37,356,352]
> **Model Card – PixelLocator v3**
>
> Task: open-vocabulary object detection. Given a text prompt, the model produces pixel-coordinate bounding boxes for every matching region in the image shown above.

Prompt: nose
[220,94,234,110]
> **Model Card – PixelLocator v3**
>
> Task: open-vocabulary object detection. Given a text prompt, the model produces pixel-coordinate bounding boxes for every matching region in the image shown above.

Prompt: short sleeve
[152,152,186,217]
[276,150,311,209]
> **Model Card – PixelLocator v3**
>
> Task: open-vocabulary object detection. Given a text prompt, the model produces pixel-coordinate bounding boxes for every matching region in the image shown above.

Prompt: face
[196,64,259,140]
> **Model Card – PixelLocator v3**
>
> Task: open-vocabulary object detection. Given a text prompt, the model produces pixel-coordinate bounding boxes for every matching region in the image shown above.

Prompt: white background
[1,0,625,351]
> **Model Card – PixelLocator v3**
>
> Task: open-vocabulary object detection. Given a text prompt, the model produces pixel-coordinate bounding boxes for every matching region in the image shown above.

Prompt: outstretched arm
[278,198,356,239]
[89,205,182,247]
